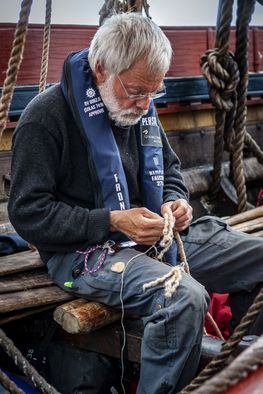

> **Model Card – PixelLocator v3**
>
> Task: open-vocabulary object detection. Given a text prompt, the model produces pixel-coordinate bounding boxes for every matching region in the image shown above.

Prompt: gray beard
[98,75,147,126]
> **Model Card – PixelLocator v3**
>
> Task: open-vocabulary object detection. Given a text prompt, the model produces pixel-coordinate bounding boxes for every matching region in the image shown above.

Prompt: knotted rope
[39,0,52,93]
[143,211,225,340]
[201,0,263,213]
[143,211,182,299]
[0,0,33,146]
[181,285,263,393]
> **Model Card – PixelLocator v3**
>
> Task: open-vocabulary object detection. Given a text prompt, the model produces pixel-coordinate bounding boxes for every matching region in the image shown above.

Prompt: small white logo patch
[86,88,96,98]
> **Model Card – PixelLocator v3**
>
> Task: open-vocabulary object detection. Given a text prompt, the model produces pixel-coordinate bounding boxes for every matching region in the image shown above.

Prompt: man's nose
[135,96,151,110]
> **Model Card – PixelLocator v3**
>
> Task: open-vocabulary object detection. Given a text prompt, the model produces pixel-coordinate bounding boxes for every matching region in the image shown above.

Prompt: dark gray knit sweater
[8,84,188,263]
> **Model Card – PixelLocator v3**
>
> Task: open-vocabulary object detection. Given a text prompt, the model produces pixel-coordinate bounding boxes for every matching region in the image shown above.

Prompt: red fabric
[205,293,232,339]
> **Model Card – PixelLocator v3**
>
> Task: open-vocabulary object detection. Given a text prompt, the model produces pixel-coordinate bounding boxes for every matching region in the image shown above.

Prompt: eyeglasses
[117,75,166,101]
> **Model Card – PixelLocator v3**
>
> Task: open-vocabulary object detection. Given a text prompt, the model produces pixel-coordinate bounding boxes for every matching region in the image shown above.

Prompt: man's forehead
[120,62,165,88]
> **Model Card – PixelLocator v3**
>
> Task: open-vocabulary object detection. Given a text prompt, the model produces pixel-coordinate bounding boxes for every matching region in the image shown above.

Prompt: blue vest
[60,49,178,265]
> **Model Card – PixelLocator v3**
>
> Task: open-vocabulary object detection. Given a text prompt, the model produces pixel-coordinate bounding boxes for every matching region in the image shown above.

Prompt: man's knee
[166,273,210,316]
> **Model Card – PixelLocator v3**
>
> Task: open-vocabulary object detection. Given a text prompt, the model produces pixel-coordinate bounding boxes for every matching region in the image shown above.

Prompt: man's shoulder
[18,84,68,126]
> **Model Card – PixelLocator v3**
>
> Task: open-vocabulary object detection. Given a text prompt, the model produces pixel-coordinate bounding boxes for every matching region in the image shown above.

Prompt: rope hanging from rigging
[181,284,263,393]
[201,0,263,213]
[0,0,33,147]
[0,327,60,394]
[39,0,52,93]
[99,0,151,25]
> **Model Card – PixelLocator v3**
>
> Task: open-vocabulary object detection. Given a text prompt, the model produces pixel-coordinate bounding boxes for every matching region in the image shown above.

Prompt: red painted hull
[224,364,263,394]
[0,23,263,86]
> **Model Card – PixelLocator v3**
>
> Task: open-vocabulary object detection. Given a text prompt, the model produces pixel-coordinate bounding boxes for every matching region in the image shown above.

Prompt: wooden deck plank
[0,250,44,277]
[0,269,52,293]
[0,286,73,313]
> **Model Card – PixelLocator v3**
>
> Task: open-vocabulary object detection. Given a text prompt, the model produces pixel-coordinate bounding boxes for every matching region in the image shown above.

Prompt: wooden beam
[0,286,73,313]
[225,206,263,226]
[0,269,52,293]
[0,250,44,277]
[54,299,121,334]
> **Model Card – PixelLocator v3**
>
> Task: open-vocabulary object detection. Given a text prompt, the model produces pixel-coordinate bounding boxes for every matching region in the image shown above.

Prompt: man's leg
[181,216,263,333]
[47,246,209,394]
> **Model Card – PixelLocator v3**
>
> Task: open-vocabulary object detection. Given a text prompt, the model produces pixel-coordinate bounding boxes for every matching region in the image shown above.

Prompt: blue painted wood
[1,75,263,117]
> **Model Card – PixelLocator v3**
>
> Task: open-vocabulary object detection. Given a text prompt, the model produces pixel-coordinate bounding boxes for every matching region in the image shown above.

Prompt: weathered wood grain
[0,286,73,313]
[54,299,121,334]
[232,217,263,233]
[0,269,52,293]
[225,206,263,226]
[0,250,44,277]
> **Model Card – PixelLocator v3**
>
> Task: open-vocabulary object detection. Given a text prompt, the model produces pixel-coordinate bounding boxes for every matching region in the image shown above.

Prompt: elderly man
[8,13,263,394]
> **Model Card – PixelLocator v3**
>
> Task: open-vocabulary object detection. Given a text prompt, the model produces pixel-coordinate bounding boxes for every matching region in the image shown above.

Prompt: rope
[143,211,182,299]
[189,335,263,394]
[39,0,52,93]
[180,284,263,393]
[143,211,224,338]
[200,0,238,202]
[0,328,60,394]
[201,0,263,213]
[0,0,33,145]
[0,369,24,394]
[99,0,151,25]
[232,0,256,212]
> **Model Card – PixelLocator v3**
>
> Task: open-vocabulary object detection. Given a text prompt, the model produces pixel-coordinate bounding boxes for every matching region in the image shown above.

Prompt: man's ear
[95,62,107,84]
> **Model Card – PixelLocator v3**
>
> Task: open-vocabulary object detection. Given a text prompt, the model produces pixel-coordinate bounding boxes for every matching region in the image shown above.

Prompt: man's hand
[161,199,193,232]
[110,207,164,245]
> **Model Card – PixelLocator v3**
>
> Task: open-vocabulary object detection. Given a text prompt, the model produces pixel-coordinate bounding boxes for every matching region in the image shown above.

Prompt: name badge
[140,125,163,147]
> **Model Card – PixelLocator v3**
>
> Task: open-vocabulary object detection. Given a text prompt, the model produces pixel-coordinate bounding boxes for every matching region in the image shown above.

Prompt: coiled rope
[0,0,33,146]
[181,284,263,393]
[39,0,52,93]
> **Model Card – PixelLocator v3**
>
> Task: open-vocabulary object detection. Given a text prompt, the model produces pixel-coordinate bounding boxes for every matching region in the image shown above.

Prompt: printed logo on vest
[141,125,163,147]
[86,88,96,98]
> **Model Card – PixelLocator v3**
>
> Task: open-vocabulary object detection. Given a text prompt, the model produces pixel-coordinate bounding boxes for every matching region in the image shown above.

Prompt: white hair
[88,13,172,75]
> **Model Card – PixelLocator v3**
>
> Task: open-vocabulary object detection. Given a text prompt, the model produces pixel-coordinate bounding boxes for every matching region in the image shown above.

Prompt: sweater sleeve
[8,122,110,252]
[158,119,189,203]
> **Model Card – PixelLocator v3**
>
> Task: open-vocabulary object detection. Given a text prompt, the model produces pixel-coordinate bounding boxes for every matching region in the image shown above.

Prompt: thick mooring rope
[0,0,33,146]
[0,327,60,394]
[189,335,263,394]
[180,285,263,393]
[39,0,52,93]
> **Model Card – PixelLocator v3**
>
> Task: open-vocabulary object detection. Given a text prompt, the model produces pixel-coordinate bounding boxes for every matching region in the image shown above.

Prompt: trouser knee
[165,273,210,316]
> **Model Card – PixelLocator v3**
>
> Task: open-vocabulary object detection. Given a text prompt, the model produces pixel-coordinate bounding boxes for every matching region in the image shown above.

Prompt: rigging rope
[180,284,263,393]
[0,369,24,394]
[99,0,151,25]
[201,0,263,213]
[39,0,52,93]
[0,327,60,394]
[0,0,33,146]
[189,335,263,394]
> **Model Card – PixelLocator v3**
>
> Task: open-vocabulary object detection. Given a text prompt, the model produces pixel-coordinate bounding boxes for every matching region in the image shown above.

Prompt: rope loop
[201,49,239,112]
